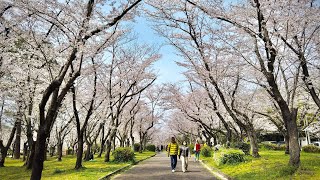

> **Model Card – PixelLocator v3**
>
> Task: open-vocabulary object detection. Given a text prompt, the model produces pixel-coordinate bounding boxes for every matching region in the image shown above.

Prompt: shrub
[201,146,213,157]
[66,148,73,155]
[133,143,140,152]
[53,169,65,174]
[260,143,286,151]
[112,147,135,162]
[220,152,245,165]
[189,144,195,154]
[302,145,320,153]
[235,142,250,155]
[146,144,156,152]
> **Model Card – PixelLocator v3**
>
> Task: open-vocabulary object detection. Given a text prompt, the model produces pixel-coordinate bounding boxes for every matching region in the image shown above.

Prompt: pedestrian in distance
[194,140,201,162]
[167,137,179,172]
[179,141,191,173]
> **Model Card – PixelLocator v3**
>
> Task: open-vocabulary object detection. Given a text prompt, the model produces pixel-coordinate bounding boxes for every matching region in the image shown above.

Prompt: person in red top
[194,140,201,161]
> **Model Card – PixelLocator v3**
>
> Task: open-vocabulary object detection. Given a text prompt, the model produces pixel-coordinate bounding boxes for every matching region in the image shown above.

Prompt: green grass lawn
[201,148,320,180]
[0,151,155,180]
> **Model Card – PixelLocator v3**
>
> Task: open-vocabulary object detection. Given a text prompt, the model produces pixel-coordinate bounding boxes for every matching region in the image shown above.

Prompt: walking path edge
[199,160,232,180]
[98,153,157,180]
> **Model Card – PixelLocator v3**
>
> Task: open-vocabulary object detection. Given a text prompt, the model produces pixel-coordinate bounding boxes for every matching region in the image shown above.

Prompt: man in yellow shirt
[167,137,179,172]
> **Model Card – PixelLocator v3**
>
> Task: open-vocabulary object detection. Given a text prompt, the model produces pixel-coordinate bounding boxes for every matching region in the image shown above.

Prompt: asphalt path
[112,152,216,180]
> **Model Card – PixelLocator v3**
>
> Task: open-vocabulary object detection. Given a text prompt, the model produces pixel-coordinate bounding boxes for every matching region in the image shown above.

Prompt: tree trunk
[44,142,48,161]
[25,141,35,169]
[104,140,111,162]
[0,148,8,167]
[284,134,289,154]
[72,144,76,155]
[247,128,260,158]
[143,137,147,151]
[98,139,105,158]
[75,135,84,169]
[49,146,55,157]
[84,144,91,161]
[112,136,116,151]
[13,115,22,159]
[139,140,143,153]
[288,108,300,167]
[120,138,125,147]
[23,142,28,161]
[57,142,63,161]
[24,123,33,165]
[0,121,17,167]
[130,125,135,151]
[131,136,135,151]
[30,128,47,180]
[213,136,217,146]
[139,131,143,153]
[105,129,116,162]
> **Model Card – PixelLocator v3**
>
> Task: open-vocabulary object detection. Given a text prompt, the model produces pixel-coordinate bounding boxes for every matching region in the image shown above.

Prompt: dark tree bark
[98,125,105,158]
[23,72,38,167]
[104,140,111,162]
[139,121,154,153]
[57,142,62,161]
[284,134,290,154]
[83,123,102,161]
[75,136,84,169]
[25,141,35,169]
[98,127,110,158]
[247,126,259,157]
[104,128,118,162]
[13,103,23,159]
[84,144,91,161]
[23,142,28,161]
[0,122,16,167]
[0,99,4,138]
[24,120,34,167]
[49,145,56,157]
[288,108,300,166]
[56,117,73,161]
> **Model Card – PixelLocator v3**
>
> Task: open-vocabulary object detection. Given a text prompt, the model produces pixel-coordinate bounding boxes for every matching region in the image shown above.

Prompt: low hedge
[302,145,320,153]
[220,152,245,165]
[201,146,213,157]
[260,143,286,151]
[112,147,135,162]
[237,143,250,155]
[145,144,156,152]
[133,143,140,152]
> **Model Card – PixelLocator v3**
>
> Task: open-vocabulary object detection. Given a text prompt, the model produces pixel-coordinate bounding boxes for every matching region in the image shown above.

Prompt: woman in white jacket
[178,141,191,173]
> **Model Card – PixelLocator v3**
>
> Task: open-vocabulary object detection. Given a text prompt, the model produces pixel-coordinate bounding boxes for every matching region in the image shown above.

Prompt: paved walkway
[112,152,217,180]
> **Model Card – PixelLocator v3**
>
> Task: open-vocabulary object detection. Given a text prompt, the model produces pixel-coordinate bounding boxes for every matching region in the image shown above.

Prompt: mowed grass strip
[0,151,155,180]
[201,149,320,180]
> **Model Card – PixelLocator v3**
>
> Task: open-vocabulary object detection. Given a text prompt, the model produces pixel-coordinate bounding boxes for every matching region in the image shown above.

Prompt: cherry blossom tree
[1,0,142,178]
[101,42,158,162]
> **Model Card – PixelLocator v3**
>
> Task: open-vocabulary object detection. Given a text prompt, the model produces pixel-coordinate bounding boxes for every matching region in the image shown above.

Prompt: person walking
[179,141,190,173]
[194,140,201,162]
[167,137,179,172]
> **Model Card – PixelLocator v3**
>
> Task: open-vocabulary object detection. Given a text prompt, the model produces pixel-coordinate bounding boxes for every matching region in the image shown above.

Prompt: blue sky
[132,16,186,84]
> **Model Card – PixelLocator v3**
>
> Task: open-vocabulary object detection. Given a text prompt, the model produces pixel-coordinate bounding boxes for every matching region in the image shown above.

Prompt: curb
[99,153,157,180]
[199,160,232,180]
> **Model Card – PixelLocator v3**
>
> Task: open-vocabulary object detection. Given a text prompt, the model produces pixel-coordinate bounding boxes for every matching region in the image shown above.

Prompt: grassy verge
[201,148,320,180]
[0,151,155,180]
